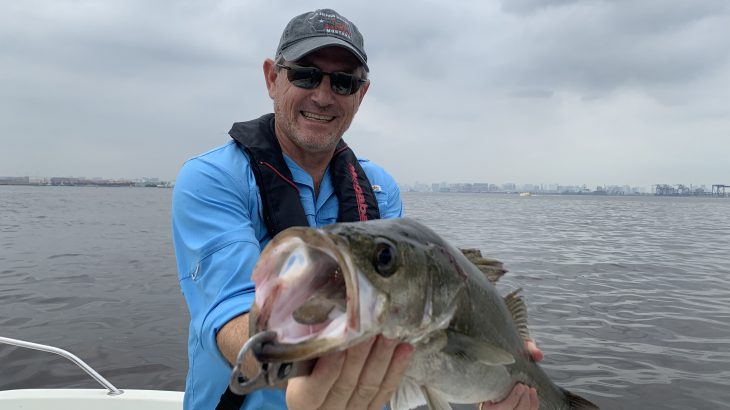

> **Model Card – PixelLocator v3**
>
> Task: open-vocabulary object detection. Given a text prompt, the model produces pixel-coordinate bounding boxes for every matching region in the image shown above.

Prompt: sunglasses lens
[329,73,358,96]
[287,67,322,89]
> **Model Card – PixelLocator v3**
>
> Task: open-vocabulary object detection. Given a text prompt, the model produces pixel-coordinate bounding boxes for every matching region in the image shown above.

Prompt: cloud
[0,0,728,187]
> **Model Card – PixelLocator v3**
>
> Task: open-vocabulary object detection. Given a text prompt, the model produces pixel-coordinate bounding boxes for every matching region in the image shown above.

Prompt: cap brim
[280,37,369,72]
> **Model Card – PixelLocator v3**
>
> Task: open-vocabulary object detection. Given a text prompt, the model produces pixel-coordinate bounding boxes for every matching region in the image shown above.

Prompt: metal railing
[0,336,124,396]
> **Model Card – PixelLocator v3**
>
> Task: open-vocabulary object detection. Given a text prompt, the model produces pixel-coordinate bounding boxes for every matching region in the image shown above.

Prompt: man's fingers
[480,384,528,410]
[345,336,399,409]
[285,336,413,410]
[319,337,377,409]
[525,340,544,362]
[366,342,414,410]
[512,386,538,410]
[286,350,346,410]
[489,384,538,410]
[527,387,538,410]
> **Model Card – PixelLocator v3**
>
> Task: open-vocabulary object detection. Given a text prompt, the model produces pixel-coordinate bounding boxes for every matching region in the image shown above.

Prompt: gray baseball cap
[276,9,369,72]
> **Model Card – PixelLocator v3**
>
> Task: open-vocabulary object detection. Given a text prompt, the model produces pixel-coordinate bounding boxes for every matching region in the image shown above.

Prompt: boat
[519,192,532,197]
[0,336,183,409]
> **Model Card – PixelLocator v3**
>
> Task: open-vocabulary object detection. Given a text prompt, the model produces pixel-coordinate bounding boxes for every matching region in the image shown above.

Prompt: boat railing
[0,336,124,396]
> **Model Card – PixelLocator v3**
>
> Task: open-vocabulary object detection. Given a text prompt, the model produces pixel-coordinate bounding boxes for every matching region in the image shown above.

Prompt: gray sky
[2,0,729,188]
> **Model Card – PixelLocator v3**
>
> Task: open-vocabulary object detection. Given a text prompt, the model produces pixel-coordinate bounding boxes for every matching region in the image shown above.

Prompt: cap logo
[276,9,368,71]
[307,11,353,40]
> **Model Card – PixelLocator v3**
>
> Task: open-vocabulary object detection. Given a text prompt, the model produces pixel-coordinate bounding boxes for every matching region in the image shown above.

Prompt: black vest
[228,113,380,237]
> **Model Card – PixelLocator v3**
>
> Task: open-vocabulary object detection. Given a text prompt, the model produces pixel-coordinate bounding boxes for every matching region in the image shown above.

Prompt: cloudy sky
[2,0,729,188]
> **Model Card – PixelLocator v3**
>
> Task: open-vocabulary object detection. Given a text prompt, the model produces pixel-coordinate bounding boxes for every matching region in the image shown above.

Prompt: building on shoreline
[0,176,173,188]
[654,184,728,197]
[400,181,728,197]
[402,182,652,195]
[0,176,31,185]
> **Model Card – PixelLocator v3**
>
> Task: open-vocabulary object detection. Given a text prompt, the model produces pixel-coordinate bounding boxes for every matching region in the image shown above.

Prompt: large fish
[241,218,599,409]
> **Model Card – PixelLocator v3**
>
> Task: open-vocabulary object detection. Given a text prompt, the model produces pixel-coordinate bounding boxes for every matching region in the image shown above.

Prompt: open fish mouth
[251,228,378,357]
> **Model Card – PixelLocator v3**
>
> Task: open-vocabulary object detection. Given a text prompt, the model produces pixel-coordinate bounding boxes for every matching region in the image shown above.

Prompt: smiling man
[172,9,540,410]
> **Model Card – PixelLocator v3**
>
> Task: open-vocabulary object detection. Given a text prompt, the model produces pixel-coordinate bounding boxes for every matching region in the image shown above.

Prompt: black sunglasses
[276,63,367,96]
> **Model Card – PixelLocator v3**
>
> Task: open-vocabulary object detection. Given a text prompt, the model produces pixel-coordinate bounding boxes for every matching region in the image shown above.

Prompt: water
[2,187,730,409]
[0,186,187,390]
[405,193,730,409]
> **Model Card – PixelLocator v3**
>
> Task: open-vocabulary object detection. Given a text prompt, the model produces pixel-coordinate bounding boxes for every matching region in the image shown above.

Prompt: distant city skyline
[408,179,726,190]
[0,175,173,188]
[5,174,728,197]
[404,181,651,192]
[403,181,729,197]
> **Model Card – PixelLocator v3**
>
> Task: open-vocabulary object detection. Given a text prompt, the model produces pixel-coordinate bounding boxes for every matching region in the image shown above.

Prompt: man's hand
[258,330,541,410]
[286,335,414,410]
[525,339,544,362]
[479,384,539,410]
[478,340,543,410]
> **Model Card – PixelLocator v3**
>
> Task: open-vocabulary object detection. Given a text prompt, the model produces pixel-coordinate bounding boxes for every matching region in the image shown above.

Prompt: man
[172,8,541,410]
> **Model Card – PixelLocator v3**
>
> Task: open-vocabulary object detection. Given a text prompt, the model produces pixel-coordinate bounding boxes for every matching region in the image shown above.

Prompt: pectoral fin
[391,377,453,410]
[421,386,452,410]
[444,330,515,366]
[391,377,426,410]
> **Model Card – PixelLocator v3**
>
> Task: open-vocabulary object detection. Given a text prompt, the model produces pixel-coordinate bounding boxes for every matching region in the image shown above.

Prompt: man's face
[265,47,369,157]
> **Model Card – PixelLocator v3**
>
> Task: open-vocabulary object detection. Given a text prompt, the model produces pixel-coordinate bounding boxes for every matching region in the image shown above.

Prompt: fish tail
[562,388,600,409]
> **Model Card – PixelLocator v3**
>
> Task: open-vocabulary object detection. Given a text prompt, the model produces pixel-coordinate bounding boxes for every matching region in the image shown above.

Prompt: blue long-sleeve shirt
[172,140,402,409]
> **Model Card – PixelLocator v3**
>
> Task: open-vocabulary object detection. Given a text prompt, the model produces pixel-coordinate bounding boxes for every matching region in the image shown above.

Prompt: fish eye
[372,240,398,277]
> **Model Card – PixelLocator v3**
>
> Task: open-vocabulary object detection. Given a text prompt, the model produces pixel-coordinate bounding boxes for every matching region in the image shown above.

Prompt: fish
[246,217,600,410]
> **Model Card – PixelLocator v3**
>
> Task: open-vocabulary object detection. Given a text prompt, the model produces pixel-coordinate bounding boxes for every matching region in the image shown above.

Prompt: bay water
[1,186,729,409]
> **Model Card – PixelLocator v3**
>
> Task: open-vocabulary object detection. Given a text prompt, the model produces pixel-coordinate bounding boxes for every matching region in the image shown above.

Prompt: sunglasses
[276,63,367,96]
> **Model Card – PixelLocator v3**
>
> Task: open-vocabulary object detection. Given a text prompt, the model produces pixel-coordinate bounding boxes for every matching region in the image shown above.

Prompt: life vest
[228,113,380,237]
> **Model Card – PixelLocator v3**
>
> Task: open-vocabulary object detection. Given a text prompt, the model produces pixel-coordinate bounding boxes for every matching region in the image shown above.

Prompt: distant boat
[519,192,532,197]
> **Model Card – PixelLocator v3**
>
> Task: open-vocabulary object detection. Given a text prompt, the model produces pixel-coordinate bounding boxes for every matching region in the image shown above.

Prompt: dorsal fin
[460,248,507,284]
[504,288,531,342]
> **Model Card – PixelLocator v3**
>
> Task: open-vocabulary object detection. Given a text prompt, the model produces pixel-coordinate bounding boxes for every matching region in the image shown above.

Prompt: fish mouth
[251,228,377,360]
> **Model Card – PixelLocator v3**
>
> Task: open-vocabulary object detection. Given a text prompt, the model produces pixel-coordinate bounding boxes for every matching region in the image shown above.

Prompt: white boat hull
[0,389,183,410]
